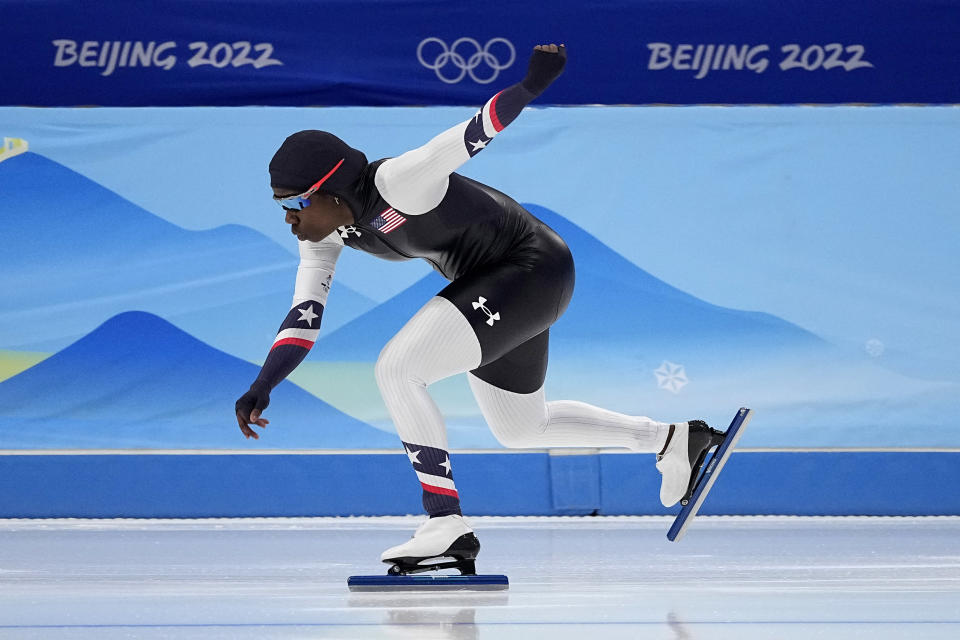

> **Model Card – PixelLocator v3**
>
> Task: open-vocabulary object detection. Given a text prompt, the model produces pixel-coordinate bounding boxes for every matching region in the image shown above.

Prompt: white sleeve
[260,231,345,377]
[374,90,511,215]
[292,230,344,308]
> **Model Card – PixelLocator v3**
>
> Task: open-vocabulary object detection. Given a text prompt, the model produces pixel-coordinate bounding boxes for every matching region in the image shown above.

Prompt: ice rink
[1,516,957,639]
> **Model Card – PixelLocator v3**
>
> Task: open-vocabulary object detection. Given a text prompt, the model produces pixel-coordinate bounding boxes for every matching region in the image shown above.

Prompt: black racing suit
[342,163,574,393]
[242,46,573,416]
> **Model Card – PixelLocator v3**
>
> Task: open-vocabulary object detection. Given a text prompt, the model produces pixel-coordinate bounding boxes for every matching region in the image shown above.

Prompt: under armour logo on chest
[338,225,361,238]
[472,296,500,326]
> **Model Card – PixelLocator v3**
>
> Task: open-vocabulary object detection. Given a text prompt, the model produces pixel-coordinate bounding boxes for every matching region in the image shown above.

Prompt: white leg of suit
[375,293,670,454]
[468,374,670,452]
[375,296,482,450]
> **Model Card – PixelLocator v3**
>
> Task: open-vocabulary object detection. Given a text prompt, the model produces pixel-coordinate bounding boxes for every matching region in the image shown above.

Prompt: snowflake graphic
[654,361,688,394]
[865,339,885,358]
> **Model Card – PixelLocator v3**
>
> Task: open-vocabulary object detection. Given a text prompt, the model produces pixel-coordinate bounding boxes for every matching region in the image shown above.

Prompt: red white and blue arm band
[373,82,538,215]
[254,233,343,388]
[463,83,536,156]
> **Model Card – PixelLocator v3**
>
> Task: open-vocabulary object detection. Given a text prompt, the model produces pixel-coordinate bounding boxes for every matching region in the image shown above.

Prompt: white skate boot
[381,514,480,575]
[656,420,726,507]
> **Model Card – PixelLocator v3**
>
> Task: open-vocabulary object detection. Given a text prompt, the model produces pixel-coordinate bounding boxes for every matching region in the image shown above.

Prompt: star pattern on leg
[439,456,452,476]
[405,446,421,466]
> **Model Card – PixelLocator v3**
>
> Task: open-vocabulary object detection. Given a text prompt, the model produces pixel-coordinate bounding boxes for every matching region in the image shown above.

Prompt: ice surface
[0,516,958,639]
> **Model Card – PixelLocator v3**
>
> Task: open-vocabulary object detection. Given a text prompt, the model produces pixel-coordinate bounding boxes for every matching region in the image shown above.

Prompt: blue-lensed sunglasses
[274,190,316,211]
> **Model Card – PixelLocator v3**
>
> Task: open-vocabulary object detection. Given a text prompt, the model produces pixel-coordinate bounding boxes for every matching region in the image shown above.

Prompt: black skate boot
[656,420,726,507]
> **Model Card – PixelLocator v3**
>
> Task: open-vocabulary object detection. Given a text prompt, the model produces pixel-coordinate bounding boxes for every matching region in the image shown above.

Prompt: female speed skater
[235,44,723,576]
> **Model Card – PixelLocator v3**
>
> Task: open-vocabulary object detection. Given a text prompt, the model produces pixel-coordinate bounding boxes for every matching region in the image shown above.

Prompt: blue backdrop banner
[2,105,959,449]
[2,0,959,106]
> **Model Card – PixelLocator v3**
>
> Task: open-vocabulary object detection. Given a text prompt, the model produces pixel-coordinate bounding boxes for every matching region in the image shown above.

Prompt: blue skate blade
[667,407,753,542]
[348,574,509,592]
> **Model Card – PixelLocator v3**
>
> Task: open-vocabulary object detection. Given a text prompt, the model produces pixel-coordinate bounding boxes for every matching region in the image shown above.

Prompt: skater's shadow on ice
[668,611,693,639]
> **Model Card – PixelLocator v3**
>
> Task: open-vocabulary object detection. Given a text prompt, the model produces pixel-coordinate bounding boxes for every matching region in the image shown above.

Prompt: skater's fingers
[236,411,259,440]
[250,409,269,428]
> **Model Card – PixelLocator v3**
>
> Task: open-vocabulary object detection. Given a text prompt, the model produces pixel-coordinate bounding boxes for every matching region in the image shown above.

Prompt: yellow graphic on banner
[0,350,50,383]
[0,137,29,164]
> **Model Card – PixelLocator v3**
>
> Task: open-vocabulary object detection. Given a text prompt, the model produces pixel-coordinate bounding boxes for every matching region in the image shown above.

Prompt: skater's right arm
[235,233,343,439]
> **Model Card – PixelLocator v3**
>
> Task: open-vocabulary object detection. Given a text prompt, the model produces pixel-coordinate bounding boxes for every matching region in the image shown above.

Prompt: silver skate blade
[348,574,509,592]
[667,407,753,542]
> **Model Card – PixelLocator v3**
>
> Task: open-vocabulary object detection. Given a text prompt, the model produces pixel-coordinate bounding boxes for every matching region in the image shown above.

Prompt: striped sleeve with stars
[462,83,535,157]
[254,233,343,389]
[403,440,461,517]
[373,82,539,216]
[272,301,323,351]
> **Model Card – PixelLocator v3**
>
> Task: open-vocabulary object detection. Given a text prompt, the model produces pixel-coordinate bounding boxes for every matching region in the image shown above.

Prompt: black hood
[269,130,369,220]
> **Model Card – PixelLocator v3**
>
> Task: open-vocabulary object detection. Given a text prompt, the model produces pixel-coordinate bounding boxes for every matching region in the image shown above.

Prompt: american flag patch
[370,207,407,234]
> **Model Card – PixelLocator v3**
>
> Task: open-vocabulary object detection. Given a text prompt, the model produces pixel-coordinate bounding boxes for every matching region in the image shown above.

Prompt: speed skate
[667,407,753,542]
[348,514,508,591]
[347,547,509,592]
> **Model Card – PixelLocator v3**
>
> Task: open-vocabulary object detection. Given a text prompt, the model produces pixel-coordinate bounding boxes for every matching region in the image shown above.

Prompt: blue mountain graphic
[0,311,397,449]
[0,152,375,358]
[528,204,826,361]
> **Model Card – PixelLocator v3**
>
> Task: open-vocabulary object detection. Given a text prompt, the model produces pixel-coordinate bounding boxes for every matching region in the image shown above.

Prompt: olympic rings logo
[417,37,516,84]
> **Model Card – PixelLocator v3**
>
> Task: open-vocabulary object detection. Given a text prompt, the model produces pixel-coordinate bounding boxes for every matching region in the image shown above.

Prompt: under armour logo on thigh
[472,296,500,326]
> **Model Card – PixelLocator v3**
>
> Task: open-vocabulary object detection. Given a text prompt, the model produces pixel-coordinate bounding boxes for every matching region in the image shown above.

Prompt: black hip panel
[438,222,575,393]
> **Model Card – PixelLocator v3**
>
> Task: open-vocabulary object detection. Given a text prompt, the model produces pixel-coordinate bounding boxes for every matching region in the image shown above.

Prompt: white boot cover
[655,422,692,507]
[381,515,474,561]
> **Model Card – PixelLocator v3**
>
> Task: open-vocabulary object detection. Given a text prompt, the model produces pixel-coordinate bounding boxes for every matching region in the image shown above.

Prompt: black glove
[235,380,271,420]
[522,44,567,96]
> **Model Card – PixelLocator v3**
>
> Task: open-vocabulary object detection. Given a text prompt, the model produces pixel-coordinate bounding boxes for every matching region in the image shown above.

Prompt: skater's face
[274,187,353,243]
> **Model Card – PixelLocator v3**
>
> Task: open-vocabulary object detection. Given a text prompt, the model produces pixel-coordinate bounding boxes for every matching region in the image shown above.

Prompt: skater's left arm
[257,236,341,383]
[235,234,342,438]
[375,44,566,215]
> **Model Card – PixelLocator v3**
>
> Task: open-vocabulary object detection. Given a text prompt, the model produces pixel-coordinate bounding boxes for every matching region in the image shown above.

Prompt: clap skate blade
[347,573,509,592]
[681,422,727,506]
[667,408,753,542]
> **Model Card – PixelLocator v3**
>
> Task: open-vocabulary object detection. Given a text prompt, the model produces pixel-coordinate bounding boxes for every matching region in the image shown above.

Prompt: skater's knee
[486,412,549,449]
[470,377,549,448]
[375,338,423,390]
